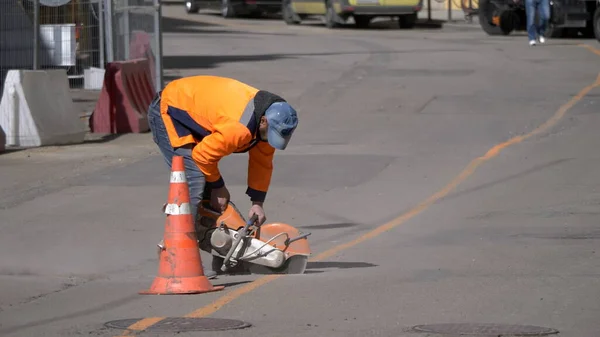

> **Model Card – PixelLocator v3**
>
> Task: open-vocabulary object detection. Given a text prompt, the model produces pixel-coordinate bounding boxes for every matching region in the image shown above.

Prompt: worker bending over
[147,75,299,278]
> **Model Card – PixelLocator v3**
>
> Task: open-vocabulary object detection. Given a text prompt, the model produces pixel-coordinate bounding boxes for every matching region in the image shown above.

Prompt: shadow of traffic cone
[140,156,225,295]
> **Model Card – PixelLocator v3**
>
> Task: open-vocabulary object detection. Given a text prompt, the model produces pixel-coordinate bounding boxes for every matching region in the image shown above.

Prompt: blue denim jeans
[147,96,218,275]
[147,95,209,225]
[526,0,550,41]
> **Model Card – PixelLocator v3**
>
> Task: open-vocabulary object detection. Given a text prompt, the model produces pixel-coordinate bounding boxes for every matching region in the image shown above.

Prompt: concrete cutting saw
[197,200,312,275]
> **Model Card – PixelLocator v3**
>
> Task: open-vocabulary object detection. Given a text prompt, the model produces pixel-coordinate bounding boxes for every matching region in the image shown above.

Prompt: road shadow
[307,261,378,269]
[215,261,376,276]
[83,133,127,144]
[298,17,444,30]
[163,48,464,70]
[299,222,359,230]
[0,147,27,155]
[0,133,130,156]
[415,19,446,29]
[199,11,283,21]
[162,14,299,35]
[212,280,254,287]
[162,14,231,33]
[163,54,290,70]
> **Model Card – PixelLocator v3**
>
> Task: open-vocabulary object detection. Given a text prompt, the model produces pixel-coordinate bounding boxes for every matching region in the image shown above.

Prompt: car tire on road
[185,0,199,13]
[221,0,236,18]
[398,13,417,29]
[478,0,504,35]
[354,15,372,28]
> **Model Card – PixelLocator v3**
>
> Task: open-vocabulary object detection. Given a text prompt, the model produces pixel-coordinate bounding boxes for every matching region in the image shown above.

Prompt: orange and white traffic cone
[140,156,225,295]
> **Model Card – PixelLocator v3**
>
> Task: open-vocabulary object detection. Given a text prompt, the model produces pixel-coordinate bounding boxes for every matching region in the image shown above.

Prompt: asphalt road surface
[1,5,600,337]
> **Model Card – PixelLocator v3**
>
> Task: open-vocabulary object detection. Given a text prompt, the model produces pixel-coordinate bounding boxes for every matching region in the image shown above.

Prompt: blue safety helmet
[264,102,298,150]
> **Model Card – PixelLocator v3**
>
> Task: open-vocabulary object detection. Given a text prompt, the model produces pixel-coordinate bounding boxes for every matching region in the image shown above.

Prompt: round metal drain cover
[411,323,559,336]
[105,317,251,332]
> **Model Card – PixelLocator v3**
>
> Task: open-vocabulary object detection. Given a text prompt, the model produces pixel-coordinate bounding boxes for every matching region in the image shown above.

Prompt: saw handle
[220,214,258,272]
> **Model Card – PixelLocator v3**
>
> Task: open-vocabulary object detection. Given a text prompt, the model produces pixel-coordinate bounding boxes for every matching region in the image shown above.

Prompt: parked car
[185,0,282,17]
[281,0,423,28]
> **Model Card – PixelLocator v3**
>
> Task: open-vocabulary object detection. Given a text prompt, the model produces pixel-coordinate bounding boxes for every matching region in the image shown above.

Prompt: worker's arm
[246,141,276,202]
[192,122,252,188]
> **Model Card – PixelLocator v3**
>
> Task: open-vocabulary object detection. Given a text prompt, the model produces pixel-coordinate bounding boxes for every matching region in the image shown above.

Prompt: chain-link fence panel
[1,0,105,90]
[0,0,162,93]
[110,0,162,91]
[1,0,35,94]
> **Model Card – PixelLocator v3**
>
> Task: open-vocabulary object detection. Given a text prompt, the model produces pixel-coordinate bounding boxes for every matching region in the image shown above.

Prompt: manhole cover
[411,323,559,336]
[105,317,251,332]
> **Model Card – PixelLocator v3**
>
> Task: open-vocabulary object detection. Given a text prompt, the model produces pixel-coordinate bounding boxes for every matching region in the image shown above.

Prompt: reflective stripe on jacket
[159,75,285,202]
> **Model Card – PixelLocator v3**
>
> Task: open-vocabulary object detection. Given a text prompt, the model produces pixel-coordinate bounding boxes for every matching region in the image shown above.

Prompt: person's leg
[525,0,537,43]
[537,0,550,39]
[148,101,205,219]
[172,146,206,223]
[148,98,177,170]
[173,145,216,251]
[147,100,217,278]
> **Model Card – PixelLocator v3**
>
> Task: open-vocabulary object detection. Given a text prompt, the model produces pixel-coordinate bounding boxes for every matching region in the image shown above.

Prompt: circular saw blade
[248,255,309,275]
[283,255,309,274]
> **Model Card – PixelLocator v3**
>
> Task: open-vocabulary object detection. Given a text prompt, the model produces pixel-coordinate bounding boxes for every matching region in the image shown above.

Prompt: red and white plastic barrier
[88,58,154,134]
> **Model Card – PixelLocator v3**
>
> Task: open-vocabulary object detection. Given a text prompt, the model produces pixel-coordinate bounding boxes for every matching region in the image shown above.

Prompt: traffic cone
[140,156,225,295]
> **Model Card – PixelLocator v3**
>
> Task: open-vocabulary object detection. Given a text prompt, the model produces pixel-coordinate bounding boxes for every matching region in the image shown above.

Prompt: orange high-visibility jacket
[158,76,287,202]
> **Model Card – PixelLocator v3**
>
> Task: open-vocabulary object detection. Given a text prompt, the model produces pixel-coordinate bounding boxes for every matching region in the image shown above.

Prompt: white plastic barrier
[0,69,86,147]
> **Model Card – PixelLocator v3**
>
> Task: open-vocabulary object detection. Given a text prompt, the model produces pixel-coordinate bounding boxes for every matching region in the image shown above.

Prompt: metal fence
[0,0,163,94]
[111,0,163,90]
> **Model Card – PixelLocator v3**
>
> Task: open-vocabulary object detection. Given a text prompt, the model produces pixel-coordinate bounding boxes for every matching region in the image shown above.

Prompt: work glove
[211,186,230,212]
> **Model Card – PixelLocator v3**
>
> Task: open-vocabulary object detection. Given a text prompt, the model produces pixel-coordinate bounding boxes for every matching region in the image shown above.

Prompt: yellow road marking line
[579,44,600,57]
[185,275,281,317]
[116,317,165,335]
[114,51,600,337]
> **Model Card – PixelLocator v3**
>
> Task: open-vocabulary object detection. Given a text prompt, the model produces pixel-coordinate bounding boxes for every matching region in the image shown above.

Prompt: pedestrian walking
[526,0,550,45]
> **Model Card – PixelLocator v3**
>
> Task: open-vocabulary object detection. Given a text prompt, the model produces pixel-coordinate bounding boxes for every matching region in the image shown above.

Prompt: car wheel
[398,13,416,29]
[498,8,519,35]
[221,0,236,18]
[354,15,371,28]
[478,0,504,35]
[185,0,199,13]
